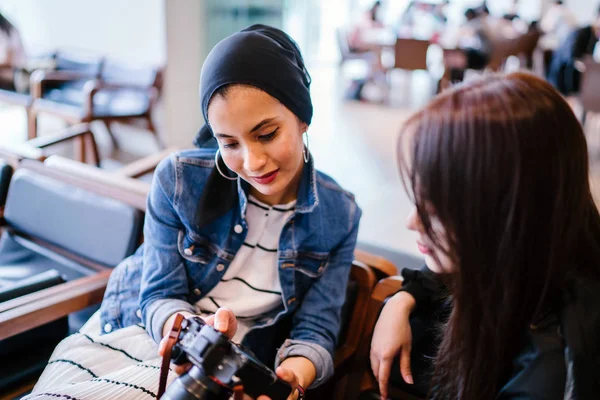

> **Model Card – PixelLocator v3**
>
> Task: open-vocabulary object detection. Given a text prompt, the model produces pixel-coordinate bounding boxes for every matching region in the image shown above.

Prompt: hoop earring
[303,131,310,163]
[215,149,238,181]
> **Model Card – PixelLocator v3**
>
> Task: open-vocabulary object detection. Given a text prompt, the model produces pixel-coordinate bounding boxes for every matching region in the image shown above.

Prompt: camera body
[161,317,292,400]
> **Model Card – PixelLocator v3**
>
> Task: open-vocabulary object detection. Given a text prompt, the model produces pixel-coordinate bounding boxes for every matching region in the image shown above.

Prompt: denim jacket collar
[196,152,318,227]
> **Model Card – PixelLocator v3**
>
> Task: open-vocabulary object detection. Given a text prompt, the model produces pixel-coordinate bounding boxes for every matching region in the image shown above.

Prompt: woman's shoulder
[314,170,356,202]
[498,322,566,399]
[151,148,217,199]
[154,148,216,177]
[313,169,362,226]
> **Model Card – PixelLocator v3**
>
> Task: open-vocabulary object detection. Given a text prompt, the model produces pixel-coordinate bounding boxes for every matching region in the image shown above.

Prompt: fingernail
[215,321,227,331]
[405,375,414,385]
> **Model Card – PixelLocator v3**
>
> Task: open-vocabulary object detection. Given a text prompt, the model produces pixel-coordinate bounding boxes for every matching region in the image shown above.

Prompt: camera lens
[161,365,230,400]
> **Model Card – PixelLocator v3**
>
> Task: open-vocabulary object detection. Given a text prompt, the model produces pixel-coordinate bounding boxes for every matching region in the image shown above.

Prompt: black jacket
[399,267,600,399]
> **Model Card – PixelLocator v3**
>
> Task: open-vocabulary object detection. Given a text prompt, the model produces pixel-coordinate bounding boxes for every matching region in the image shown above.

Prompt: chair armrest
[27,123,93,149]
[371,276,403,302]
[30,69,95,99]
[334,260,377,369]
[354,249,398,279]
[0,269,111,341]
[116,146,178,178]
[0,143,44,165]
[351,276,403,396]
[27,123,99,166]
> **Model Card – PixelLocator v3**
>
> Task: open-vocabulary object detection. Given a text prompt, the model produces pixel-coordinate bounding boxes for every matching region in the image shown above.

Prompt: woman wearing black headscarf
[26,25,362,400]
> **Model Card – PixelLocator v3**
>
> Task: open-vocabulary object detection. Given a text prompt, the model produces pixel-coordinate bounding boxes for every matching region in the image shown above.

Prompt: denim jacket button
[234,224,243,234]
[194,288,201,295]
[184,247,193,256]
[136,309,142,319]
[103,323,113,333]
[216,264,225,272]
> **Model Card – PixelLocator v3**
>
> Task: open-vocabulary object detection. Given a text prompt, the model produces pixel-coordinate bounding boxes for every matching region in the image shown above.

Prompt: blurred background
[0,0,599,263]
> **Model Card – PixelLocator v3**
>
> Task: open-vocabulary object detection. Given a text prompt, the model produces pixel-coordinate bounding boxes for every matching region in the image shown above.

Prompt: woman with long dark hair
[371,72,600,399]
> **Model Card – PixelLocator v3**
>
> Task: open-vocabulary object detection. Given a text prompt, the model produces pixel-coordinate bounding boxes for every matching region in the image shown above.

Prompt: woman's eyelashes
[223,141,239,149]
[221,128,278,149]
[258,128,278,142]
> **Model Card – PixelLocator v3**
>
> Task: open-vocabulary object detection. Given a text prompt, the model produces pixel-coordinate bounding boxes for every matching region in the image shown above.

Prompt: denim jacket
[99,148,361,386]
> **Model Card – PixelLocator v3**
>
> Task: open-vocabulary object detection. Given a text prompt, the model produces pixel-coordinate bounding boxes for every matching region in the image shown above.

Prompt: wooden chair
[392,38,430,72]
[29,59,164,149]
[0,159,148,396]
[27,51,105,140]
[387,38,431,99]
[343,251,430,400]
[309,260,377,400]
[356,277,422,400]
[487,30,541,72]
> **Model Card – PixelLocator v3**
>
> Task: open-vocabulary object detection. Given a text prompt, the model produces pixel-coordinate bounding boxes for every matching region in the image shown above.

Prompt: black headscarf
[194,25,312,227]
[194,24,312,147]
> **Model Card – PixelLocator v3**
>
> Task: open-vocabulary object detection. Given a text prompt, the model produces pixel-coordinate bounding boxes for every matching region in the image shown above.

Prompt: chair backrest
[487,31,540,71]
[53,50,104,77]
[394,38,429,71]
[0,159,12,208]
[100,59,161,89]
[3,167,144,267]
[580,59,600,113]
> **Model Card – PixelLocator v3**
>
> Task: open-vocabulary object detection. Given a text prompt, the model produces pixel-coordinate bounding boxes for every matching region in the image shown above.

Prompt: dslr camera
[161,317,292,400]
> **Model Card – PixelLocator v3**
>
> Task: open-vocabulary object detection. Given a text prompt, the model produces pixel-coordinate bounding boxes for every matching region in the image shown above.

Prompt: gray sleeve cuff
[275,339,334,388]
[145,298,195,343]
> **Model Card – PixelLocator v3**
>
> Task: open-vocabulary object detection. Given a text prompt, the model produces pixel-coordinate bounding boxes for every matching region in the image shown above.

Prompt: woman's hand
[370,291,416,400]
[247,356,315,400]
[256,366,301,400]
[158,307,239,375]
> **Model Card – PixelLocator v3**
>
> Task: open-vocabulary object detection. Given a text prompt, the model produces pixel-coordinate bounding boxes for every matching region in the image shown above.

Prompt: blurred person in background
[346,0,388,101]
[548,6,600,95]
[541,0,578,47]
[0,11,25,90]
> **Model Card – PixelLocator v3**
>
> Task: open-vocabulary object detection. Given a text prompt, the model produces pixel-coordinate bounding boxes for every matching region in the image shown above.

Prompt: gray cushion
[4,169,143,267]
[0,159,12,207]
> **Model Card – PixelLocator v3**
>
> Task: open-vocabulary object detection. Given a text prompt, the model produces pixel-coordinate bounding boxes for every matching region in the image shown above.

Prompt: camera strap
[157,313,185,399]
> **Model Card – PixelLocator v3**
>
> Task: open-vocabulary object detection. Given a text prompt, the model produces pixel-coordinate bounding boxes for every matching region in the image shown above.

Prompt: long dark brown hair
[398,72,600,399]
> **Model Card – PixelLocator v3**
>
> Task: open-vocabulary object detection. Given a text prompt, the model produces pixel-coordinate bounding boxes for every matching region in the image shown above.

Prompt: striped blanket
[23,312,176,400]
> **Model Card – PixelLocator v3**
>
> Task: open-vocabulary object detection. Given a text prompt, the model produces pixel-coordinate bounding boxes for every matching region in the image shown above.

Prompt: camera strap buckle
[157,313,185,399]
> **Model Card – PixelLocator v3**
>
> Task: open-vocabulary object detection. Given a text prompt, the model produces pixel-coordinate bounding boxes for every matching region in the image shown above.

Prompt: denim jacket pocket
[177,229,217,264]
[285,252,330,278]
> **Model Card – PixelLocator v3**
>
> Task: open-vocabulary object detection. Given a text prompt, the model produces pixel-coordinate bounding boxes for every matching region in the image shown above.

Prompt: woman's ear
[299,122,309,134]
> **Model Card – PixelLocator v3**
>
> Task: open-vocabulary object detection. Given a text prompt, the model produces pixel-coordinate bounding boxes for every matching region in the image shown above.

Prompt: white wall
[0,0,166,66]
[564,0,599,24]
[163,0,206,147]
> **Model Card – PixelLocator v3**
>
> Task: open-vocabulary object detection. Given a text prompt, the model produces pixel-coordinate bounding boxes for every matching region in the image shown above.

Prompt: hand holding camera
[159,308,238,375]
[158,309,298,400]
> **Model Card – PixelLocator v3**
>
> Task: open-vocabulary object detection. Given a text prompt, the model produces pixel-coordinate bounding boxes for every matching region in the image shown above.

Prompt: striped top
[195,195,296,342]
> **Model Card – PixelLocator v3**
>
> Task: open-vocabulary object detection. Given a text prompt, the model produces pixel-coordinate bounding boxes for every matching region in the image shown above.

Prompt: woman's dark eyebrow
[214,117,278,138]
[250,117,277,133]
